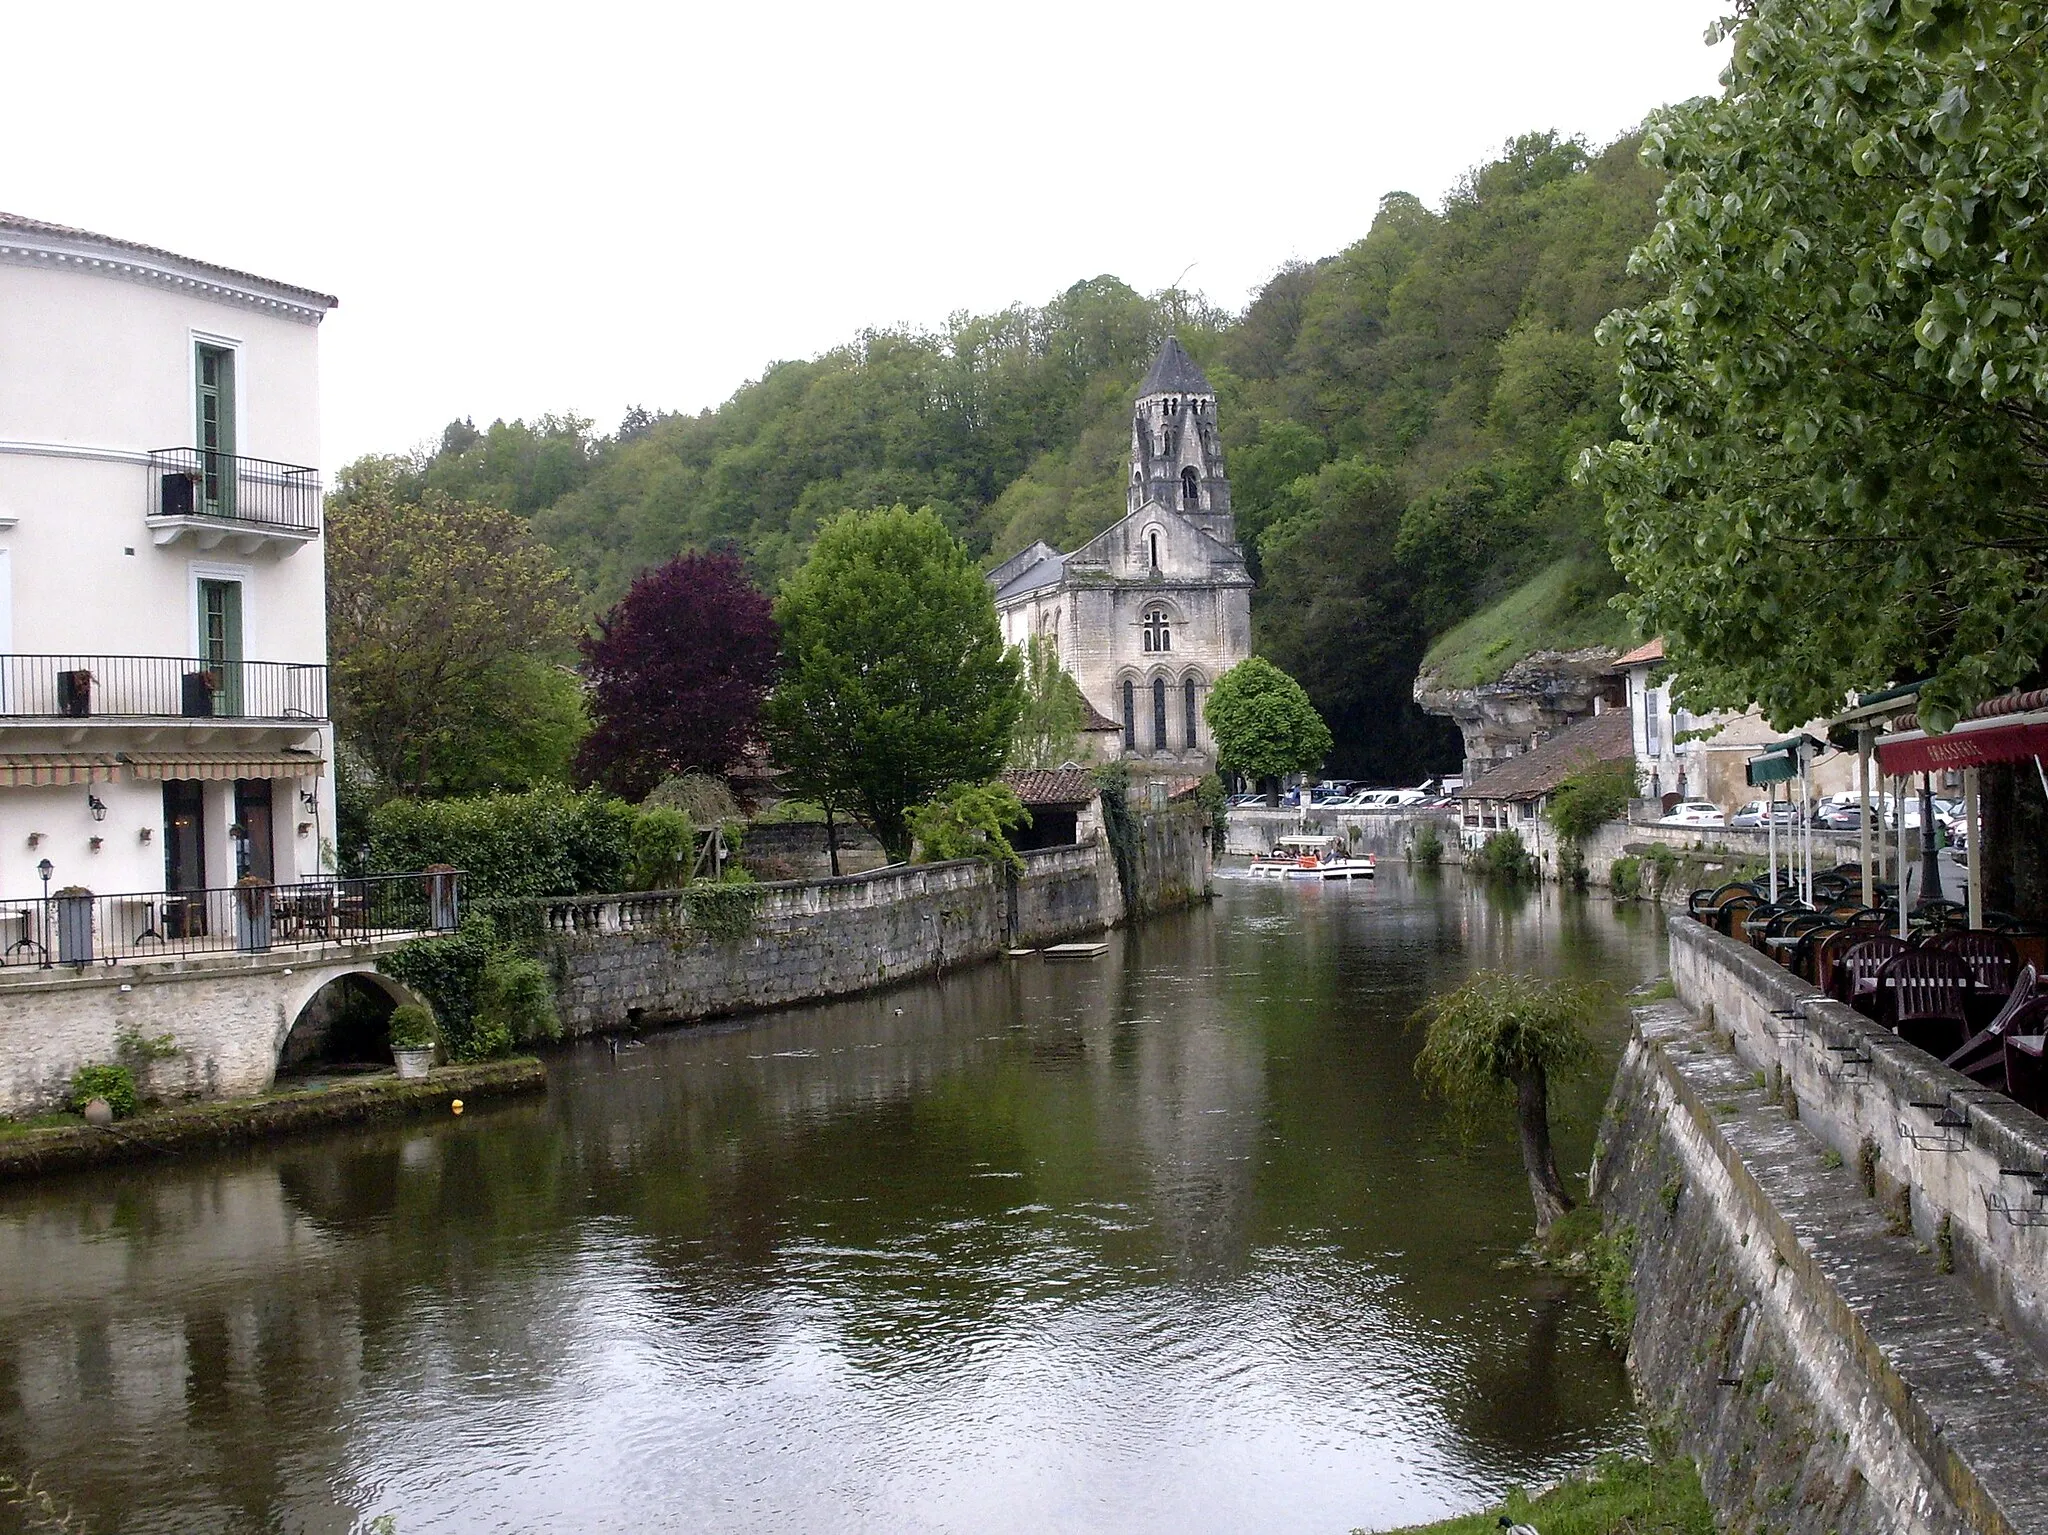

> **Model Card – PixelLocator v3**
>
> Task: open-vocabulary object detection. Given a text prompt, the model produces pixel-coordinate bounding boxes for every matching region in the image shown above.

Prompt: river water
[0,868,1665,1534]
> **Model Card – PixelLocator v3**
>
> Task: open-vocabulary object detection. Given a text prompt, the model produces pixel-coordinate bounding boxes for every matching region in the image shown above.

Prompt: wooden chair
[2001,1003,2048,1115]
[1945,965,2037,1085]
[1716,898,1761,939]
[1790,921,1848,984]
[1873,948,1974,1057]
[1833,935,1910,1008]
[1929,931,2020,1020]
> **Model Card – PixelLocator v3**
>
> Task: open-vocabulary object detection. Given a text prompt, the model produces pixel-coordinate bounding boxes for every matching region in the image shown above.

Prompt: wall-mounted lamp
[86,794,108,822]
[300,789,318,812]
[138,827,153,845]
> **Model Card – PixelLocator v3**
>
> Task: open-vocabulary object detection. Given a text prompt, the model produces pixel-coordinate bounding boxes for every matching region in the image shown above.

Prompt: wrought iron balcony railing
[0,655,327,721]
[0,871,462,968]
[147,447,322,535]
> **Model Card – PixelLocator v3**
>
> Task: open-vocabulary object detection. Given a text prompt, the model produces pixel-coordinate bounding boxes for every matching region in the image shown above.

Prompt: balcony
[146,447,321,552]
[0,655,327,723]
[0,872,461,969]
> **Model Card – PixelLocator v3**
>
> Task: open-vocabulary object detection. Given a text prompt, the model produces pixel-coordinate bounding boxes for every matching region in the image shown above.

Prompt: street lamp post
[36,859,54,970]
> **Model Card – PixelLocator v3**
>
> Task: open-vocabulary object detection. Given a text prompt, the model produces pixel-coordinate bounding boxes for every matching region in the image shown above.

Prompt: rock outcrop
[1413,646,1624,778]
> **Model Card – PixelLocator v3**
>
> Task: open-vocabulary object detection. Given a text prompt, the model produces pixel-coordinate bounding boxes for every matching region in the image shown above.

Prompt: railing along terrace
[0,655,327,720]
[0,871,461,969]
[147,447,322,535]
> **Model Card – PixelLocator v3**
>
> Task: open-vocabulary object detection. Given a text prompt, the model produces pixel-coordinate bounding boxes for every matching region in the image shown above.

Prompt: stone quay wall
[1223,808,1458,861]
[1593,916,2048,1534]
[530,812,1209,1038]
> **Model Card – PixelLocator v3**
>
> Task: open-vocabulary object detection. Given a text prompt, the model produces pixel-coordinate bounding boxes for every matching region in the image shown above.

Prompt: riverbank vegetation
[1371,1453,1713,1535]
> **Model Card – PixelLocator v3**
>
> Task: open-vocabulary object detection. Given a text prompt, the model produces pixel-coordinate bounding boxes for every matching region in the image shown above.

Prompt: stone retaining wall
[1224,808,1457,860]
[530,813,1208,1037]
[1600,998,2048,1534]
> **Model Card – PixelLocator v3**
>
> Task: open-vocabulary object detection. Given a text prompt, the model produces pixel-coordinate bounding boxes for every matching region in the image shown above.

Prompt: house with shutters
[0,213,337,911]
[988,338,1252,776]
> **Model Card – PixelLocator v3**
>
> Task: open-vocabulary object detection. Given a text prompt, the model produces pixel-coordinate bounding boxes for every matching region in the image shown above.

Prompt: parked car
[1656,801,1727,828]
[1730,800,1799,829]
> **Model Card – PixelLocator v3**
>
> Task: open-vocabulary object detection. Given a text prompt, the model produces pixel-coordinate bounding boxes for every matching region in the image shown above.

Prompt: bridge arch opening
[278,971,428,1079]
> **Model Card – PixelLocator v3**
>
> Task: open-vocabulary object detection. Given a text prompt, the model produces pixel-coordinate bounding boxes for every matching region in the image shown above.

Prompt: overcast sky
[9,2,1731,472]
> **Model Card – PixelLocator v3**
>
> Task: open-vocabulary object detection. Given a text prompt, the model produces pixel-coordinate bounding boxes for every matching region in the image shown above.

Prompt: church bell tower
[1129,336,1236,547]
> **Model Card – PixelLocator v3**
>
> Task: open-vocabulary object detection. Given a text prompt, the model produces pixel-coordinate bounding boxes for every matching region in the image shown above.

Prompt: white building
[988,338,1252,774]
[0,213,337,911]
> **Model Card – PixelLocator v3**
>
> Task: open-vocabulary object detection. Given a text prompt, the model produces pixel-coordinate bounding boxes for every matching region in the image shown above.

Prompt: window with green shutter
[196,344,236,516]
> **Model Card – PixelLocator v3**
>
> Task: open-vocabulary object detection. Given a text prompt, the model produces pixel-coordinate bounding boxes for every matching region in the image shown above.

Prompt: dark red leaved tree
[576,552,779,798]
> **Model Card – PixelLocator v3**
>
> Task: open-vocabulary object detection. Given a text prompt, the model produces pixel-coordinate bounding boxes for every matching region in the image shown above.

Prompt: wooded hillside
[348,130,1661,780]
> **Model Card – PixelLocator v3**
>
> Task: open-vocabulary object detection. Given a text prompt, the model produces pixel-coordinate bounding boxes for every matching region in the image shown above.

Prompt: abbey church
[987,337,1252,773]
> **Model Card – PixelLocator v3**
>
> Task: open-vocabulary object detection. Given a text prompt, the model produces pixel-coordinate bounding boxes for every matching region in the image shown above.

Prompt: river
[0,867,1665,1534]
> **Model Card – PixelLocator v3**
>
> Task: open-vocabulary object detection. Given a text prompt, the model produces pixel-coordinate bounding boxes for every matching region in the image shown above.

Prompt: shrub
[1195,772,1228,854]
[645,772,741,825]
[1410,821,1444,866]
[1558,843,1589,890]
[367,784,635,899]
[627,806,695,890]
[1467,828,1537,883]
[69,1064,138,1119]
[1610,855,1642,900]
[387,1003,439,1051]
[1545,759,1640,844]
[909,782,1031,871]
[475,952,560,1047]
[381,917,497,1059]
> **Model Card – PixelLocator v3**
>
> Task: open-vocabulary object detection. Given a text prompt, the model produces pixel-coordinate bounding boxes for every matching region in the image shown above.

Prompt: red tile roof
[1614,637,1666,668]
[1000,769,1100,806]
[1454,709,1634,803]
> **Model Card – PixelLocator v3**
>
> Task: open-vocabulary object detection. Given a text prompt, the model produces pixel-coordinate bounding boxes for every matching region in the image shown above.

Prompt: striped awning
[0,753,122,787]
[120,750,326,782]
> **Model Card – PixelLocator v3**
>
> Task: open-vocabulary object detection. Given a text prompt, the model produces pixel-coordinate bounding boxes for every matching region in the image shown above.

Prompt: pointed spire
[1137,336,1213,398]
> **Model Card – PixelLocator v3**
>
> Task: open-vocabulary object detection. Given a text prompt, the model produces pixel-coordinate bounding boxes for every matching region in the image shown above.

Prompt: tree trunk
[824,804,842,878]
[1513,1061,1576,1235]
[1980,761,2048,927]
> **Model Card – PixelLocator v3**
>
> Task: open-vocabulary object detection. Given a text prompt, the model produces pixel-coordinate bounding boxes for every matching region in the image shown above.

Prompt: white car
[1656,801,1727,828]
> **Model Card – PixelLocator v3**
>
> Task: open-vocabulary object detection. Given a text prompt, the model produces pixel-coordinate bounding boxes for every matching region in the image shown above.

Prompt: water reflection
[0,868,1661,1533]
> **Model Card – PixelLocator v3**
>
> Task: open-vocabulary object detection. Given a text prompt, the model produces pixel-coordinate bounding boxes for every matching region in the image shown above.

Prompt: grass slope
[1420,556,1635,689]
[1367,1454,1715,1535]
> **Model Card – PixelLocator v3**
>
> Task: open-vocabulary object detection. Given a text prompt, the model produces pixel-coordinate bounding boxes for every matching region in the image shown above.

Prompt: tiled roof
[1081,702,1124,733]
[1001,769,1100,806]
[0,211,339,310]
[1614,637,1666,668]
[1165,775,1204,801]
[1455,709,1634,803]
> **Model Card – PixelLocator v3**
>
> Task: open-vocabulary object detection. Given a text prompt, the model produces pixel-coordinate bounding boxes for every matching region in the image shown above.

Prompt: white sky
[7,2,1732,473]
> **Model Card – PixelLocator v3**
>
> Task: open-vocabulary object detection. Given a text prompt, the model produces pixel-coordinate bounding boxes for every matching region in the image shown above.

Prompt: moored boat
[1251,835,1376,880]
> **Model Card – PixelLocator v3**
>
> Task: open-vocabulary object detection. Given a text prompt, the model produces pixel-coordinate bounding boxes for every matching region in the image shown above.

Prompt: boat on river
[1249,835,1376,880]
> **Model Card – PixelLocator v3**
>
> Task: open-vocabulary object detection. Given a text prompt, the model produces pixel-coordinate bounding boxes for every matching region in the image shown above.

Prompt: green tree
[908,782,1031,871]
[1413,971,1603,1234]
[1586,0,2048,731]
[1203,657,1333,794]
[1545,759,1639,844]
[327,481,583,794]
[766,506,1024,861]
[1009,635,1089,770]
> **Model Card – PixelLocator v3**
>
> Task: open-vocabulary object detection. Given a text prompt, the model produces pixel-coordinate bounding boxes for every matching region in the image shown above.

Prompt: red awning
[1876,710,2048,776]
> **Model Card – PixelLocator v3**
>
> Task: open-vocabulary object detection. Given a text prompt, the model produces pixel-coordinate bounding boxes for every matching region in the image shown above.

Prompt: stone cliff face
[1413,646,1624,777]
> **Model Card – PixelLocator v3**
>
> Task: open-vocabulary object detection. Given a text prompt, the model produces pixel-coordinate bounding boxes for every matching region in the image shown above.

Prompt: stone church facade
[988,338,1252,774]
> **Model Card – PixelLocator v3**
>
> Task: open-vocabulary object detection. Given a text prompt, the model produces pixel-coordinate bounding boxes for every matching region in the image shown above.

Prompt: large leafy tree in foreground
[1204,657,1333,791]
[328,474,584,794]
[1586,0,2048,730]
[766,507,1023,862]
[576,551,779,799]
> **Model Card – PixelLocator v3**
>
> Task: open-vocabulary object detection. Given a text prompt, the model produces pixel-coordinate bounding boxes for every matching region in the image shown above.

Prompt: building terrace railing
[147,447,322,536]
[0,655,327,721]
[0,871,461,969]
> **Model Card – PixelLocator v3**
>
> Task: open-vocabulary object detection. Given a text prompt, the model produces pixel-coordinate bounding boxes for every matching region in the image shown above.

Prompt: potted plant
[234,874,273,952]
[388,1003,439,1079]
[53,886,94,965]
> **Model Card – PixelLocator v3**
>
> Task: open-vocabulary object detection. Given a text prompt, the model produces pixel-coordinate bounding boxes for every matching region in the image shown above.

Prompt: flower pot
[393,1047,434,1080]
[82,1097,113,1127]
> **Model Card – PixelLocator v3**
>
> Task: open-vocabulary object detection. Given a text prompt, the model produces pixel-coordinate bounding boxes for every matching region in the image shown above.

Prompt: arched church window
[1181,467,1200,508]
[1148,530,1160,570]
[1141,606,1171,654]
[1184,677,1199,749]
[1122,680,1135,750]
[1153,677,1168,752]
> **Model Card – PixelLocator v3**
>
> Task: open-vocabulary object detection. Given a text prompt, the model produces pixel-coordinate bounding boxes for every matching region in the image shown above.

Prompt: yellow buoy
[450,1099,464,1115]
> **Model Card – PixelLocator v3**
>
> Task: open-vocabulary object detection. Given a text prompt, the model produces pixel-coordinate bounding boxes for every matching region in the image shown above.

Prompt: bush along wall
[367,784,637,898]
[381,911,560,1061]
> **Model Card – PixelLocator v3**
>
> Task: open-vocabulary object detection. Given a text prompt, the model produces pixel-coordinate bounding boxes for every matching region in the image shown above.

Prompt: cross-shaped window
[1142,609,1171,653]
